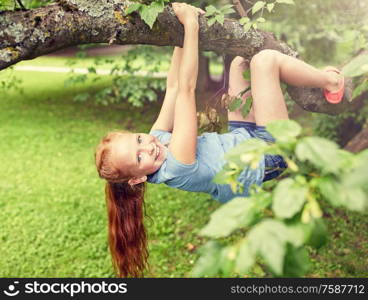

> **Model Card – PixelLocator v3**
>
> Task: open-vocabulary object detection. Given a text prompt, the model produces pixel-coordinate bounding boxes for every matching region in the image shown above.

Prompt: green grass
[14,52,223,75]
[15,55,170,73]
[0,63,367,277]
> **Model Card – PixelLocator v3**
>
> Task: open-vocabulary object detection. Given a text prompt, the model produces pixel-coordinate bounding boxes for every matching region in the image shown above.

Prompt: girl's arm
[150,47,182,133]
[169,3,200,164]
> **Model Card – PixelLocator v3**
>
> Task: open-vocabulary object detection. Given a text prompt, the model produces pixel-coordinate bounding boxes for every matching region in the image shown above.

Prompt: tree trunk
[196,53,214,92]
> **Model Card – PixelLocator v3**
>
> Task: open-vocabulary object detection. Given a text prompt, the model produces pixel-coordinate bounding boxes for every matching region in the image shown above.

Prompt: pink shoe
[323,67,345,104]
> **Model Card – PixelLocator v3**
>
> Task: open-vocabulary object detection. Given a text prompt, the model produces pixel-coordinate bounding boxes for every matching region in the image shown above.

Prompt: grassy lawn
[0,59,367,277]
[14,51,223,75]
[14,54,170,73]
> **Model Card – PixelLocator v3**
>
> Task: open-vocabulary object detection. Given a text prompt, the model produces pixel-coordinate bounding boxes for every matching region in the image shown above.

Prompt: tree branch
[0,0,354,115]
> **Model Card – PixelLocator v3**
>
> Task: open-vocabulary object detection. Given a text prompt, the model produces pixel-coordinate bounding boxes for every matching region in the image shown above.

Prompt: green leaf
[257,17,266,23]
[266,119,302,143]
[228,97,243,111]
[272,178,308,219]
[243,22,253,33]
[316,177,343,207]
[205,5,217,16]
[283,244,310,277]
[212,169,231,185]
[243,69,251,81]
[125,3,142,15]
[235,239,255,274]
[285,221,312,247]
[295,137,341,174]
[342,54,368,77]
[352,79,368,99]
[200,194,271,238]
[140,1,164,29]
[239,17,250,25]
[266,3,275,12]
[342,157,368,189]
[74,93,89,102]
[343,55,368,78]
[191,241,222,277]
[221,4,234,11]
[276,0,295,4]
[87,66,96,74]
[221,4,235,15]
[222,7,235,15]
[231,139,269,156]
[316,177,368,211]
[252,1,265,15]
[307,218,327,249]
[241,97,253,119]
[341,188,368,211]
[225,138,268,169]
[219,245,237,275]
[215,14,225,25]
[207,17,216,27]
[247,219,288,275]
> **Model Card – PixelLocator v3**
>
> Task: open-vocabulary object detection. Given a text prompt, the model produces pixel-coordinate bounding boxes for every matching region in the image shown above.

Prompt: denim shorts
[228,121,288,182]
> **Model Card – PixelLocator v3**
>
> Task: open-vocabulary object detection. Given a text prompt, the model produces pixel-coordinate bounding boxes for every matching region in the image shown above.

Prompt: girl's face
[110,133,167,179]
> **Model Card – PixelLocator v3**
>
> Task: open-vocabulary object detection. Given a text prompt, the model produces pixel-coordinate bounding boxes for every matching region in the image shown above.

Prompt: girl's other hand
[172,2,205,26]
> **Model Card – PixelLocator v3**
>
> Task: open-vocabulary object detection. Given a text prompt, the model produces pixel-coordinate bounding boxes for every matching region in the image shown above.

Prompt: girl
[95,2,345,277]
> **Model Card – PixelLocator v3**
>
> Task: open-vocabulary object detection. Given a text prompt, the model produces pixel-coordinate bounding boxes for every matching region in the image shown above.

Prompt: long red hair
[95,131,149,277]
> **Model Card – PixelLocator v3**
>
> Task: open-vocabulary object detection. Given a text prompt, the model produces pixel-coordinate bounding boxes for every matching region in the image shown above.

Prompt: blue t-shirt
[146,128,265,203]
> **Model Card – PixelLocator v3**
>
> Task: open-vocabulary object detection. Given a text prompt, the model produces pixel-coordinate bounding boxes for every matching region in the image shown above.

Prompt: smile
[154,143,160,160]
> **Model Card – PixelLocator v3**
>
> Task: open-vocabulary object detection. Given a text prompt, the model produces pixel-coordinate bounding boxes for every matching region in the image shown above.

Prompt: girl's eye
[137,154,142,163]
[138,135,142,144]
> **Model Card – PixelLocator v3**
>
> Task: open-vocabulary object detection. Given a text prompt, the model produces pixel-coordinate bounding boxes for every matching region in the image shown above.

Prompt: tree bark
[0,0,354,115]
[344,124,368,153]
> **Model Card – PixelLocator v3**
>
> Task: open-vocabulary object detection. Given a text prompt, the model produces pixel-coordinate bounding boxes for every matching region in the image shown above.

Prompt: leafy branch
[239,0,295,32]
[204,4,235,27]
[126,0,171,29]
[192,119,368,277]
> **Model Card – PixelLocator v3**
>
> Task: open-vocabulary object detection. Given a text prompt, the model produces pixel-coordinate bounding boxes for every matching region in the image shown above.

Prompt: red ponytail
[95,131,149,277]
[105,181,148,277]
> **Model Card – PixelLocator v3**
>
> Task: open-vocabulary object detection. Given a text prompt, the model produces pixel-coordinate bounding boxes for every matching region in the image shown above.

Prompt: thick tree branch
[0,0,354,115]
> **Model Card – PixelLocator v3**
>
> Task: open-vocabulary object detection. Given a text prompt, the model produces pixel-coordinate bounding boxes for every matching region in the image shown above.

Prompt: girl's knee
[230,56,248,70]
[250,49,280,70]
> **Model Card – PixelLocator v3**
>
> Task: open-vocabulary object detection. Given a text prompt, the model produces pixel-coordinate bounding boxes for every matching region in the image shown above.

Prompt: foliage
[0,66,23,92]
[204,4,234,27]
[258,0,368,64]
[64,45,167,107]
[126,0,171,29]
[239,0,295,32]
[342,53,368,78]
[192,119,368,277]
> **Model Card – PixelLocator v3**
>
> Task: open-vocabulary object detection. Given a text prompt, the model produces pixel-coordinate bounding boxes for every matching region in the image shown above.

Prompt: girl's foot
[323,66,345,104]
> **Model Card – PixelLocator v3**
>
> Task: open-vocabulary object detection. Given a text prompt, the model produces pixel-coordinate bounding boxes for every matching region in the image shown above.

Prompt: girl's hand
[172,2,205,26]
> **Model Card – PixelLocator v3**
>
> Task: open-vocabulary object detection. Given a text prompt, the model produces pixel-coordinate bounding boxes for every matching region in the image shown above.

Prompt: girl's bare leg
[227,56,256,122]
[250,49,342,126]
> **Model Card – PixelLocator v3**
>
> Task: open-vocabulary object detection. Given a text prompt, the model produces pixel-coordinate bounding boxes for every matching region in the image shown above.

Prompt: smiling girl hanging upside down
[94,2,345,277]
